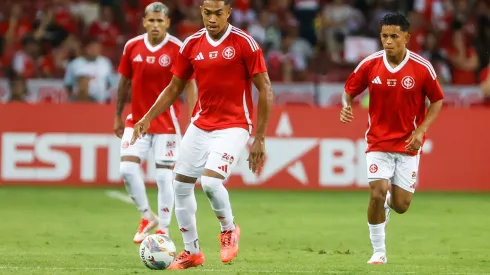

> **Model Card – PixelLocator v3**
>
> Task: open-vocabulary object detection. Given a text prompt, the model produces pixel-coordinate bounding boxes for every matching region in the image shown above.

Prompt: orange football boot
[167,250,205,270]
[219,224,241,263]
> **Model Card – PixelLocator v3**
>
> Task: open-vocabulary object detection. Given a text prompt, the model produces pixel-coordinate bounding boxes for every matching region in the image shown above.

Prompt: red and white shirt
[171,24,267,133]
[118,33,183,134]
[345,50,445,155]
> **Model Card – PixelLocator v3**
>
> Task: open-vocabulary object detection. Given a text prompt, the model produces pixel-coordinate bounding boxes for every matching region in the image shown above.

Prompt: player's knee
[369,184,388,203]
[391,198,411,214]
[119,161,140,181]
[201,176,223,197]
[174,180,194,196]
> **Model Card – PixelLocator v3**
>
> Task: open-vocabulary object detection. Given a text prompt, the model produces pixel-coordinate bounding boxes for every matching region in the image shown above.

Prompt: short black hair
[380,13,410,32]
[202,0,233,6]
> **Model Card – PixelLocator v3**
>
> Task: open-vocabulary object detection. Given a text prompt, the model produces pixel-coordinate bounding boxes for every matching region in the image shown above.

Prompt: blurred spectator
[247,10,281,52]
[0,3,32,51]
[232,0,256,29]
[447,30,479,85]
[63,39,113,103]
[420,32,451,84]
[288,26,313,70]
[176,6,202,39]
[12,36,54,78]
[320,0,364,62]
[87,5,124,49]
[267,34,307,82]
[8,74,28,102]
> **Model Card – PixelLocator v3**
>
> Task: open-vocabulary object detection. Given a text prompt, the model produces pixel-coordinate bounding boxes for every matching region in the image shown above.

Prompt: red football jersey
[118,33,183,134]
[171,24,267,133]
[345,50,444,155]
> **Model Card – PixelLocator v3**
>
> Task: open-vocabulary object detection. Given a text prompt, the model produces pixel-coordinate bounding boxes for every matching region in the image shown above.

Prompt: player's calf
[154,164,175,235]
[390,186,413,214]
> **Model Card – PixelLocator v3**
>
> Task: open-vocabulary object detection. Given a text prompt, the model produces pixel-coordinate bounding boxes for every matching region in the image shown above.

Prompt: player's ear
[405,32,411,45]
[166,17,171,28]
[227,7,232,19]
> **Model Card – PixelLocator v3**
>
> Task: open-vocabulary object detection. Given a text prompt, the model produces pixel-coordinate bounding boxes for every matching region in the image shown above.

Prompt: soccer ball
[139,234,176,270]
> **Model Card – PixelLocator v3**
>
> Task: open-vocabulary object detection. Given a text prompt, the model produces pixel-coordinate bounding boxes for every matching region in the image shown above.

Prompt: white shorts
[366,152,420,193]
[174,124,250,179]
[120,127,180,165]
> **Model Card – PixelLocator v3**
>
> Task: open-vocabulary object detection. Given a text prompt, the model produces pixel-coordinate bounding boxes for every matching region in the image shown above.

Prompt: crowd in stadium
[0,0,489,103]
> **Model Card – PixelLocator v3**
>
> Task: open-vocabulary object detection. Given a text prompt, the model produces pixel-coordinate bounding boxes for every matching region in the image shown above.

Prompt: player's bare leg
[168,173,205,270]
[367,179,390,264]
[389,185,412,214]
[154,162,174,236]
[120,156,157,244]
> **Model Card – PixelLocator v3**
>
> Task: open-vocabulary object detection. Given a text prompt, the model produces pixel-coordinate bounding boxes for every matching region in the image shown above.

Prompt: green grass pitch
[0,187,489,275]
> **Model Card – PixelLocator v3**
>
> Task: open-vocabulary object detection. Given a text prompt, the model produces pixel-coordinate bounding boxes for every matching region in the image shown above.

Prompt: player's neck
[209,23,229,41]
[149,33,167,47]
[386,48,407,67]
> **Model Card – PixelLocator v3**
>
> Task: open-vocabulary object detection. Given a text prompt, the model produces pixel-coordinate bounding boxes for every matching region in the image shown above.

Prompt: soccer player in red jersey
[113,2,197,244]
[131,0,273,269]
[341,13,444,264]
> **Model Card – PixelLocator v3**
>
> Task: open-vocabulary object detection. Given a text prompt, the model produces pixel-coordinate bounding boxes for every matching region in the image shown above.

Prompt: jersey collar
[143,33,170,53]
[205,24,233,47]
[383,49,410,73]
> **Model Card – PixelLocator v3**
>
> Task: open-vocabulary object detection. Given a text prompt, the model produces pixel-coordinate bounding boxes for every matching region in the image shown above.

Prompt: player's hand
[113,116,125,138]
[131,117,150,145]
[405,129,424,152]
[340,106,354,123]
[248,137,266,174]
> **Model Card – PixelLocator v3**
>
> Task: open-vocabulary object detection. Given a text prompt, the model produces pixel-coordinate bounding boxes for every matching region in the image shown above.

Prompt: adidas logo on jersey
[372,76,382,84]
[133,54,143,62]
[195,52,204,60]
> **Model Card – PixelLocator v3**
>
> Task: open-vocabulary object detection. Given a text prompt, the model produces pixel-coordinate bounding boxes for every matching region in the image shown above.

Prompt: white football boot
[367,252,388,264]
[133,213,158,244]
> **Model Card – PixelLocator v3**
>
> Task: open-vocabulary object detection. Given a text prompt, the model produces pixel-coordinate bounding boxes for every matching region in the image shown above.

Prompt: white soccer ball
[139,234,176,270]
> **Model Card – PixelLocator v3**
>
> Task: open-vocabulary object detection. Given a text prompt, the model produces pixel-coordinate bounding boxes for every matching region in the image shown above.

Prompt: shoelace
[220,231,232,247]
[176,251,189,261]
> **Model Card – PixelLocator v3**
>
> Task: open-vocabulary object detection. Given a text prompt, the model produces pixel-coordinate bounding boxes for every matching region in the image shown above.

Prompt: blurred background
[1,1,490,274]
[0,0,489,105]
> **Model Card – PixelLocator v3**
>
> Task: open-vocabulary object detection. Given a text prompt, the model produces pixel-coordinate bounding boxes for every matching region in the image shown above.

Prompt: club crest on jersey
[146,56,155,64]
[159,54,171,67]
[222,46,235,60]
[402,76,415,89]
[387,79,397,87]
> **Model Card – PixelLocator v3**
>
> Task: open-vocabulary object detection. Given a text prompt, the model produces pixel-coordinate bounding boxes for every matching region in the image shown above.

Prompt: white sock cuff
[368,222,386,228]
[200,176,223,192]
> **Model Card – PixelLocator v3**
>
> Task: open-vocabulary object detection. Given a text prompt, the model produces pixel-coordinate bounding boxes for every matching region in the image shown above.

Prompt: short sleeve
[344,62,369,97]
[423,70,444,103]
[171,48,194,81]
[118,44,132,78]
[242,38,267,77]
